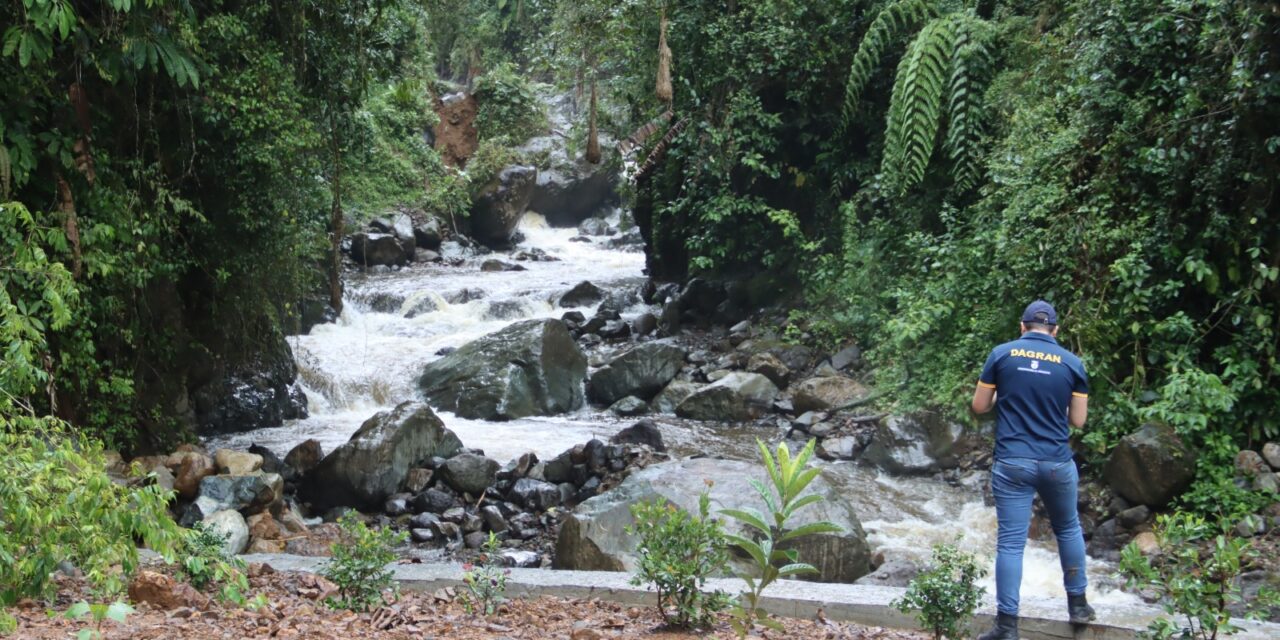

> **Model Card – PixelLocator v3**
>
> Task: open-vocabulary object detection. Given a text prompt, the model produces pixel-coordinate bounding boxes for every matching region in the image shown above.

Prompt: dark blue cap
[1022,300,1057,325]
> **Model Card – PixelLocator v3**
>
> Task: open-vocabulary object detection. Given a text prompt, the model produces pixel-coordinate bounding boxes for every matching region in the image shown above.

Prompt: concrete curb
[241,554,1279,640]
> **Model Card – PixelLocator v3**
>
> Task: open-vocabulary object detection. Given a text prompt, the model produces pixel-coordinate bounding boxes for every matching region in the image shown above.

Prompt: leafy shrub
[0,416,182,606]
[473,62,547,144]
[721,439,844,636]
[61,600,134,640]
[322,513,406,611]
[180,522,252,604]
[460,532,511,616]
[464,139,521,198]
[627,493,731,629]
[1120,512,1280,640]
[892,543,987,640]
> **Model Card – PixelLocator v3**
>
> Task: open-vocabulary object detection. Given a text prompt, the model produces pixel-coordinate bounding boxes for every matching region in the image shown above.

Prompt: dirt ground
[9,566,931,640]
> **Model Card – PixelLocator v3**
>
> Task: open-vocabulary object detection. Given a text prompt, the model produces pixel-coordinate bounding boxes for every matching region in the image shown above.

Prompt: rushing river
[208,211,1137,607]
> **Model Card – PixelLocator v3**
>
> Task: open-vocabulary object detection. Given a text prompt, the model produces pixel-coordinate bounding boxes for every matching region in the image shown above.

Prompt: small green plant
[627,492,732,629]
[893,543,987,640]
[58,600,133,640]
[1120,512,1280,640]
[720,439,844,636]
[321,513,406,612]
[180,522,252,604]
[460,532,511,616]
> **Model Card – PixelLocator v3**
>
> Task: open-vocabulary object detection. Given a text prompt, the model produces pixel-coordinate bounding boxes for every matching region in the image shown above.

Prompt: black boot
[1068,593,1096,624]
[977,612,1018,640]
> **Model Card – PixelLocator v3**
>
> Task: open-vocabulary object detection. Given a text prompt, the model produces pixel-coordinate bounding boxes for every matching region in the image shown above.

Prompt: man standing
[971,300,1095,640]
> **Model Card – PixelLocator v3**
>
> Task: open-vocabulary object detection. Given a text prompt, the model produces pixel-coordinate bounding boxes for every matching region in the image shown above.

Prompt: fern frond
[839,0,940,131]
[943,14,994,192]
[881,16,956,194]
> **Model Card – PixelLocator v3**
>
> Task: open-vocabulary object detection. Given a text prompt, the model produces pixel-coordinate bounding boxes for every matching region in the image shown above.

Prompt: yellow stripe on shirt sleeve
[977,381,996,389]
[1072,392,1088,398]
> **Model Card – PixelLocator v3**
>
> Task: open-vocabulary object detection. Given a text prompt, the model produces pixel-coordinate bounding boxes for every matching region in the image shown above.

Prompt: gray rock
[817,436,859,461]
[854,559,919,587]
[558,281,606,308]
[609,396,650,417]
[414,488,456,513]
[510,478,561,511]
[284,439,324,477]
[588,343,686,405]
[1255,472,1280,494]
[1118,505,1152,529]
[204,510,249,556]
[1237,450,1270,478]
[791,376,868,413]
[861,412,975,475]
[610,419,666,452]
[414,217,443,249]
[631,313,659,337]
[198,473,283,515]
[829,345,862,371]
[480,505,508,532]
[464,531,489,549]
[577,218,614,237]
[300,402,463,511]
[528,160,619,227]
[469,165,537,248]
[501,550,541,568]
[419,319,587,420]
[746,352,791,387]
[348,232,410,267]
[675,372,779,421]
[651,380,700,414]
[1104,423,1197,508]
[555,458,871,583]
[480,259,525,272]
[440,453,500,496]
[1263,442,1280,470]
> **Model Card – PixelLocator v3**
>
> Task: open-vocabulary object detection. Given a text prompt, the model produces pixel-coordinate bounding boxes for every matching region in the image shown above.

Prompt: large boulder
[555,458,871,583]
[675,372,779,421]
[861,412,976,475]
[791,376,868,413]
[528,159,620,227]
[588,343,686,406]
[469,165,537,248]
[651,380,700,414]
[300,402,463,511]
[195,473,283,515]
[1103,423,1197,508]
[419,319,587,420]
[348,232,411,267]
[558,281,606,308]
[204,510,250,556]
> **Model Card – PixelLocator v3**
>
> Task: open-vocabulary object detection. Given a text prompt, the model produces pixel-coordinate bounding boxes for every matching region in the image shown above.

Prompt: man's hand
[972,383,996,414]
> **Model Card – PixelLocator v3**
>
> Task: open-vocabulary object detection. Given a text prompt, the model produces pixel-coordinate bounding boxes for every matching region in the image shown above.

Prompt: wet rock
[791,376,868,413]
[247,444,285,476]
[558,281,606,308]
[197,473,283,515]
[129,571,211,611]
[440,453,500,495]
[529,158,619,227]
[675,372,779,421]
[510,478,561,511]
[746,352,791,387]
[502,550,541,568]
[480,259,525,272]
[861,412,975,475]
[651,380,700,414]
[1255,472,1280,493]
[556,458,871,582]
[348,232,411,267]
[469,165,537,248]
[419,319,587,420]
[204,509,250,555]
[1236,450,1270,478]
[1118,505,1152,529]
[404,468,433,494]
[413,489,456,514]
[169,451,216,500]
[384,494,412,516]
[610,419,666,453]
[606,228,644,251]
[1130,531,1160,556]
[446,288,485,304]
[214,449,263,476]
[411,512,442,531]
[610,396,650,417]
[411,528,436,544]
[1263,442,1280,470]
[577,218,614,236]
[414,217,444,250]
[284,439,324,478]
[1104,423,1197,508]
[817,436,860,461]
[588,343,686,406]
[464,531,489,549]
[853,559,920,587]
[599,319,631,340]
[300,402,463,511]
[631,313,659,337]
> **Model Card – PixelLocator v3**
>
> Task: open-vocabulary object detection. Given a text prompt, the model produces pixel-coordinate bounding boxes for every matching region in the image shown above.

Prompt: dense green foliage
[1121,513,1280,640]
[627,494,731,629]
[596,0,1280,514]
[180,521,253,605]
[721,439,844,636]
[893,543,987,640]
[322,513,406,612]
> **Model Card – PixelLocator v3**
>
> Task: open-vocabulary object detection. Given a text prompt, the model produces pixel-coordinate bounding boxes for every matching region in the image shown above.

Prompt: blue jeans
[991,458,1088,616]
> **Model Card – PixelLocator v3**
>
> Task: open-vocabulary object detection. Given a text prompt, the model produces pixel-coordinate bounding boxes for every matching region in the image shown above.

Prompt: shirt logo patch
[1031,360,1039,370]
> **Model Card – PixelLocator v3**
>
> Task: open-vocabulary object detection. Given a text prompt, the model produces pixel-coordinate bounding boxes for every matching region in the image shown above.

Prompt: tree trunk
[328,114,344,314]
[656,13,673,104]
[585,75,601,164]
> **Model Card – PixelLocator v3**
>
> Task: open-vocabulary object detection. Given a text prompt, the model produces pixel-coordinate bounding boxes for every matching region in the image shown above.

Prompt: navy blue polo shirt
[978,331,1088,462]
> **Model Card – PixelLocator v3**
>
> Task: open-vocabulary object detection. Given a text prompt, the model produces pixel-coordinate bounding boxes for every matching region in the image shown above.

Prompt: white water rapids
[207,211,1137,606]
